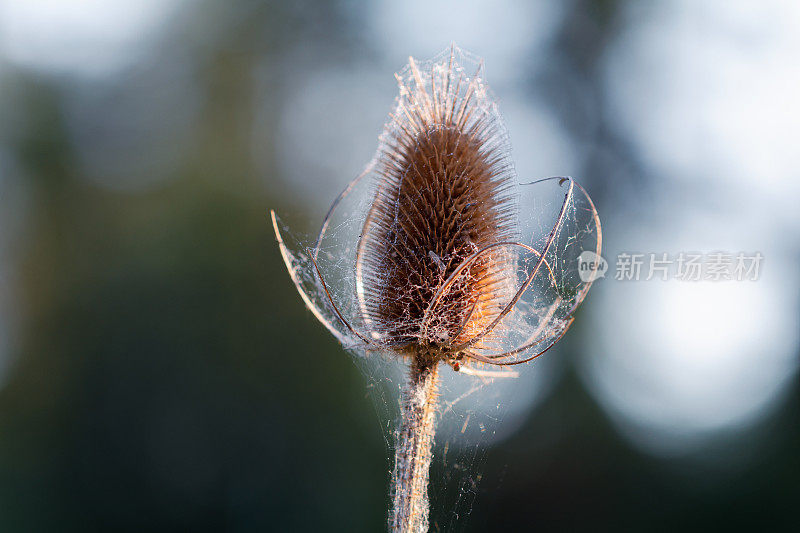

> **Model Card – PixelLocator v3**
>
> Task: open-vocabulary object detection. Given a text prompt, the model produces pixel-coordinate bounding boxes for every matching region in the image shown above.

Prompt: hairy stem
[390,358,440,532]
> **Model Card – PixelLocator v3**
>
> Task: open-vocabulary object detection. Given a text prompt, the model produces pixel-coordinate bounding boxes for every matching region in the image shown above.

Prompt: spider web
[270,46,601,530]
[271,172,600,530]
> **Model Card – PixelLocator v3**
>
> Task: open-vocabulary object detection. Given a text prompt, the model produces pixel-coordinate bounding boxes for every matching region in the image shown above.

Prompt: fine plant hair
[366,50,516,531]
[271,45,602,532]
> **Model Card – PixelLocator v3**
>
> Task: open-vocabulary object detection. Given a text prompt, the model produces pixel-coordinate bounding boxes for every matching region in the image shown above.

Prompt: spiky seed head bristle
[357,47,517,359]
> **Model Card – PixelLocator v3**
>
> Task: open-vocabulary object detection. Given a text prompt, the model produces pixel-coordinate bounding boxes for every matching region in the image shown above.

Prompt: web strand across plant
[270,44,602,532]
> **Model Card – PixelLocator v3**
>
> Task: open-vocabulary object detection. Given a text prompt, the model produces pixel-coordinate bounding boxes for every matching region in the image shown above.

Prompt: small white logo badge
[578,251,607,282]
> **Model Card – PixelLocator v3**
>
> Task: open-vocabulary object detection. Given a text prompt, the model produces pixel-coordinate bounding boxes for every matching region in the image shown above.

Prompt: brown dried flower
[271,46,601,532]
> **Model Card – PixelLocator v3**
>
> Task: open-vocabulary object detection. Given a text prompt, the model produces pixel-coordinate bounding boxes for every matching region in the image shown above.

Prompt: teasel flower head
[271,45,602,532]
[271,45,602,374]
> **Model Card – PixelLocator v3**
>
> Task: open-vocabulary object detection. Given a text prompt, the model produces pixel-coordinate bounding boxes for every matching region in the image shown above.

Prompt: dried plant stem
[390,358,440,532]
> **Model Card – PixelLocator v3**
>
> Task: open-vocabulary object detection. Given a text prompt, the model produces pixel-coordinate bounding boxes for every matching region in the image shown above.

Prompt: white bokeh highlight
[0,0,183,77]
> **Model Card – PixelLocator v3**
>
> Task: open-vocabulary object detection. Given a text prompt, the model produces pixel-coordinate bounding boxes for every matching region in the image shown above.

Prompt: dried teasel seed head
[271,45,601,373]
[270,47,602,533]
[356,48,517,360]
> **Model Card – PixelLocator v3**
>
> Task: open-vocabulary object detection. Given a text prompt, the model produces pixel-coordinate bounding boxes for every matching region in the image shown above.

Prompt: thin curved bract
[452,177,575,352]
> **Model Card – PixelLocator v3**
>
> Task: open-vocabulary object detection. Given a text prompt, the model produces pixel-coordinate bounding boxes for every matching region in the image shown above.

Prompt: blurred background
[0,0,798,531]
